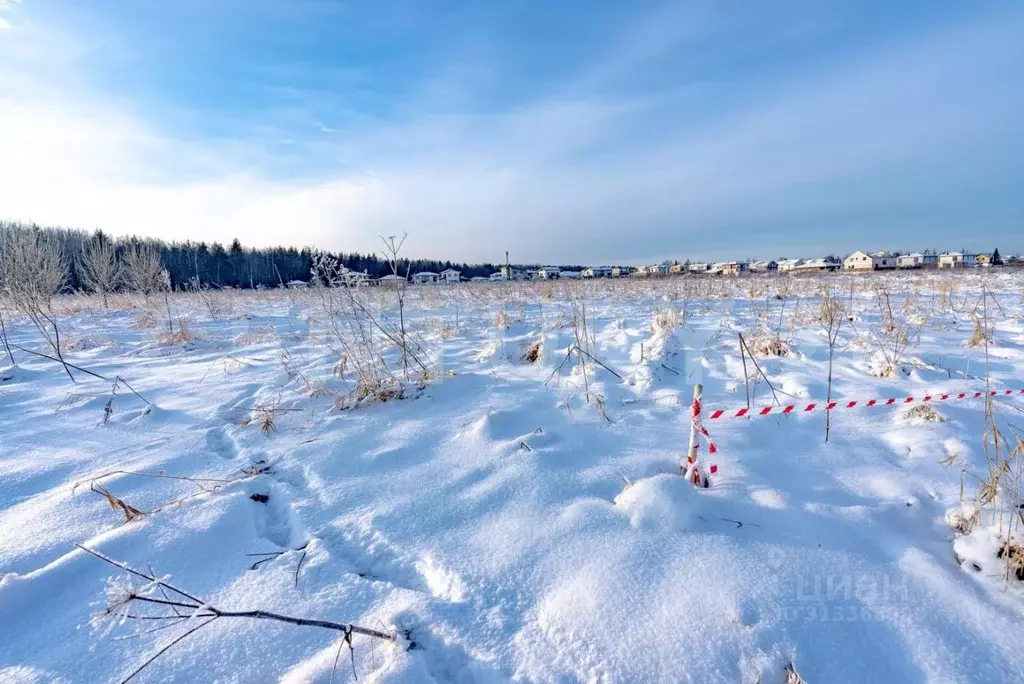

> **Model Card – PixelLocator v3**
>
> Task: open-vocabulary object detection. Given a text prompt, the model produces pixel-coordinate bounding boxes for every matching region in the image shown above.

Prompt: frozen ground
[2,272,1024,683]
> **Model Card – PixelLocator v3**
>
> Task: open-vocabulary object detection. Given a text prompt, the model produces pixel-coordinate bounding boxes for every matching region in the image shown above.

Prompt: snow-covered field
[3,272,1024,683]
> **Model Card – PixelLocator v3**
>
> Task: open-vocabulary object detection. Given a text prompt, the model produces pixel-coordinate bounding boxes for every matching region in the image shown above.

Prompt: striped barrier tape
[707,388,1024,420]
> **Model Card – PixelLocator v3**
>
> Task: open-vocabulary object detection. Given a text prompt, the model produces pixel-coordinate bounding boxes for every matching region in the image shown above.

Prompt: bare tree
[819,284,845,443]
[0,223,17,366]
[121,243,166,297]
[122,243,174,333]
[78,236,121,308]
[380,234,412,379]
[0,224,73,379]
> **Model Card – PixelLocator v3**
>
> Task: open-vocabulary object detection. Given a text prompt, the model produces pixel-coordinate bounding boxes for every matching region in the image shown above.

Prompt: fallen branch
[77,545,399,684]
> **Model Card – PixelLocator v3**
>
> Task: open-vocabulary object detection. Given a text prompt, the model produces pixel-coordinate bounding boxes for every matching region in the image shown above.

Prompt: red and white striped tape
[707,388,1024,421]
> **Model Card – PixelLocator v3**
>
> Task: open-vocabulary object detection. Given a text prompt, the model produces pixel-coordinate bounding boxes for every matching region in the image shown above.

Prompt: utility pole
[505,250,510,280]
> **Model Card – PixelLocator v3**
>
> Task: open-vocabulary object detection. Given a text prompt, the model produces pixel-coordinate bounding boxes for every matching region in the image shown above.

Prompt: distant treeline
[1,221,511,290]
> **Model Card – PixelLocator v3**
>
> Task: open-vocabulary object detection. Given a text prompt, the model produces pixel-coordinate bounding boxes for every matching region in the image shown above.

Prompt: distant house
[872,251,897,270]
[710,261,747,276]
[611,265,634,278]
[412,272,438,284]
[470,276,490,282]
[344,271,375,287]
[777,259,803,273]
[439,269,461,283]
[378,273,405,286]
[669,263,685,274]
[976,254,992,267]
[559,270,581,280]
[844,251,874,271]
[488,272,504,281]
[537,267,561,280]
[922,252,938,268]
[938,252,964,269]
[688,262,711,274]
[897,253,925,269]
[499,265,527,281]
[634,264,668,277]
[793,258,839,274]
[582,266,613,278]
[286,280,308,289]
[749,260,778,273]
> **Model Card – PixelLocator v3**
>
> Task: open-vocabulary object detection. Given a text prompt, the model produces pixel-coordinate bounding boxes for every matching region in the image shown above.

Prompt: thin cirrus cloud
[0,1,1021,264]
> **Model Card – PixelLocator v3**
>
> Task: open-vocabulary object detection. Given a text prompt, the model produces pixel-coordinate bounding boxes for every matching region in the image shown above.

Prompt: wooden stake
[684,383,703,484]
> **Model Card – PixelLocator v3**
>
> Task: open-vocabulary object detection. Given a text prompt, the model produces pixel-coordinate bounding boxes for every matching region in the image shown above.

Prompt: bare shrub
[310,250,435,409]
[868,285,923,377]
[0,223,74,379]
[651,306,683,333]
[819,285,845,442]
[78,236,121,308]
[156,318,197,346]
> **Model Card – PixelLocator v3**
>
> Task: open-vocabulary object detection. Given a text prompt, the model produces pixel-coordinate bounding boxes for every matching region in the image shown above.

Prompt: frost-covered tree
[78,232,121,308]
[121,243,167,297]
[0,223,73,379]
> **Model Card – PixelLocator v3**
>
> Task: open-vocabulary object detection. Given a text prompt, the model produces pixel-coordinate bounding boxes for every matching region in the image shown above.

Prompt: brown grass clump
[997,541,1024,581]
[522,340,541,363]
[947,505,980,535]
[237,399,281,433]
[967,314,991,348]
[132,310,159,330]
[745,332,790,357]
[904,404,944,423]
[494,310,511,329]
[157,318,197,345]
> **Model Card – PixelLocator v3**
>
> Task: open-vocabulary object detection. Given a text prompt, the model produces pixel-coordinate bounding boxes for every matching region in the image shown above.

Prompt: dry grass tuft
[997,540,1024,581]
[749,334,790,357]
[157,318,197,346]
[784,663,808,684]
[522,340,541,363]
[967,314,991,348]
[651,307,683,333]
[89,483,146,522]
[947,506,980,535]
[132,310,159,330]
[237,399,281,434]
[904,404,944,423]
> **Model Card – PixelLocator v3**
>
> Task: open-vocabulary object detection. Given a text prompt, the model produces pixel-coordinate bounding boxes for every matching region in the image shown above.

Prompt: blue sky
[0,0,1021,263]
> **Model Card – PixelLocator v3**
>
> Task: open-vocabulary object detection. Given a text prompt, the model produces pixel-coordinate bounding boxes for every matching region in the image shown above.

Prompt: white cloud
[0,4,1021,262]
